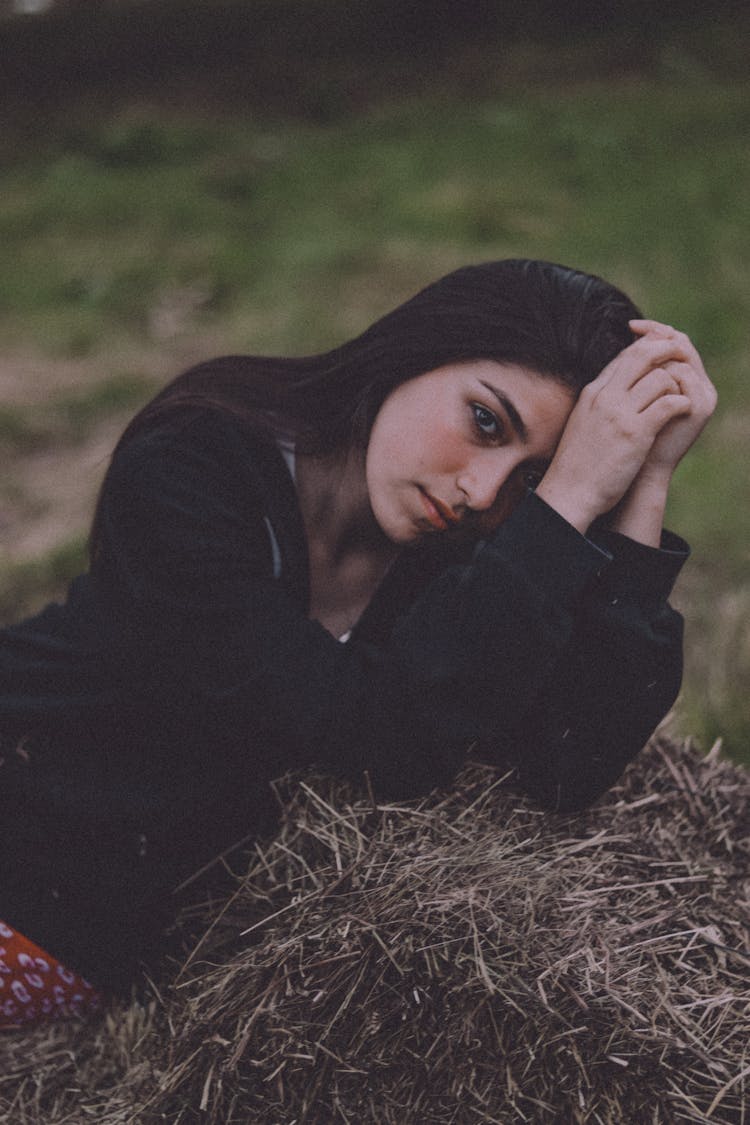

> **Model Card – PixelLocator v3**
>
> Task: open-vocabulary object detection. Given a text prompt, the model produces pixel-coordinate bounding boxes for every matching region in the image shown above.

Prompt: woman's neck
[295,448,391,561]
[295,448,399,637]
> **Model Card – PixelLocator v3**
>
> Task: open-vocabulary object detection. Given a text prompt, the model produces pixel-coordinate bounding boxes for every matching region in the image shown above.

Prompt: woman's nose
[457,456,514,511]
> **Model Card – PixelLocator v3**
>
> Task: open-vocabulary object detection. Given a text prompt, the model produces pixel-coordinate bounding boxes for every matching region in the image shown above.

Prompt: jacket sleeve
[472,519,687,811]
[91,414,686,812]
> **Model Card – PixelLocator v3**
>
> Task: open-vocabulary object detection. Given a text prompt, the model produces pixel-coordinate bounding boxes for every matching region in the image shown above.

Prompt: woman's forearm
[605,468,672,548]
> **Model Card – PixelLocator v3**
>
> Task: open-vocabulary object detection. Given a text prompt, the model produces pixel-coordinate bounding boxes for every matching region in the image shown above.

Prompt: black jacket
[0,409,688,990]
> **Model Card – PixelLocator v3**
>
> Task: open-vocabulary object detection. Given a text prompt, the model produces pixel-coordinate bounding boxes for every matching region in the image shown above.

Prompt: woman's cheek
[429,426,473,474]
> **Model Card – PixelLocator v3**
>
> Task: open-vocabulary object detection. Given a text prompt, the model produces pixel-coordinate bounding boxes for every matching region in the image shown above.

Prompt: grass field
[1,37,748,760]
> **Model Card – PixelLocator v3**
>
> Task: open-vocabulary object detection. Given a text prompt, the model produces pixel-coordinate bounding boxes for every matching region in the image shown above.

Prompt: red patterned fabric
[0,920,103,1029]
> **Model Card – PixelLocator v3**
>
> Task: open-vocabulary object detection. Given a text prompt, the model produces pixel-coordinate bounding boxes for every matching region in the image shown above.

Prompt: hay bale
[1,735,748,1124]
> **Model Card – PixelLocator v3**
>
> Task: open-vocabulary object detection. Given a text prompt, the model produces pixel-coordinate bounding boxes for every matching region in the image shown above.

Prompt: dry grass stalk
[1,734,748,1124]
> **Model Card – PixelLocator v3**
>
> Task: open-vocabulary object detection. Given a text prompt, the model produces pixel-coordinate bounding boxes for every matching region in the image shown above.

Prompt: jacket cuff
[589,527,690,601]
[481,491,612,604]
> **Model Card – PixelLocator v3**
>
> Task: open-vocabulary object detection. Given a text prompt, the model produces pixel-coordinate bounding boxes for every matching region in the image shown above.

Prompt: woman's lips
[419,488,459,531]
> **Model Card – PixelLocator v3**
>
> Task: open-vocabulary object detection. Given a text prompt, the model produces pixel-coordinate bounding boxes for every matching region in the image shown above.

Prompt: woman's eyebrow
[479,381,528,442]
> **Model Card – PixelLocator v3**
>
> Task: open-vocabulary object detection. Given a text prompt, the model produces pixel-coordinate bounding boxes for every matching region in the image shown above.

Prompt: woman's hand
[604,320,717,545]
[627,320,717,481]
[535,331,696,534]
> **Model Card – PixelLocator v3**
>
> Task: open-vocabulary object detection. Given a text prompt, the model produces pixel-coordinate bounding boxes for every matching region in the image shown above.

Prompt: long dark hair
[106,259,641,459]
[90,260,640,557]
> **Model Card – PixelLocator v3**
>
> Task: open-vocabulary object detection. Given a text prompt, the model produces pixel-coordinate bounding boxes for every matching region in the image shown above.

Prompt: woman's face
[365,359,576,544]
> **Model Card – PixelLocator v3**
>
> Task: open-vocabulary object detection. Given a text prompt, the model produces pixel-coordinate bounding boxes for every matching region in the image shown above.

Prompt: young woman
[0,259,715,1026]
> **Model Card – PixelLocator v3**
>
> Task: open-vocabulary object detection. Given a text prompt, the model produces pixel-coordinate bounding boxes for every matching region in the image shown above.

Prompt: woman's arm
[481,512,688,811]
[90,415,617,806]
[535,325,716,545]
[606,320,717,546]
[390,323,712,809]
[91,365,704,817]
[481,322,714,809]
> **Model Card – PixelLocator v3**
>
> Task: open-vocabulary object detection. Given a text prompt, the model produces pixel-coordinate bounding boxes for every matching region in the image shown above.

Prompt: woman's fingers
[629,319,713,388]
[590,332,692,395]
[664,357,718,417]
[629,318,676,337]
[538,321,714,529]
[629,366,681,413]
[642,390,692,431]
[597,325,716,425]
[625,324,717,473]
[630,319,692,351]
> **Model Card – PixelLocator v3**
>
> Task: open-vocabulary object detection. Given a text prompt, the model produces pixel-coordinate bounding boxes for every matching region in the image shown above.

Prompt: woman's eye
[471,403,500,439]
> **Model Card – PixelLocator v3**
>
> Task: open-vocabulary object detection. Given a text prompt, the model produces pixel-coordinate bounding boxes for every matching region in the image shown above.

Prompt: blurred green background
[1,1,748,761]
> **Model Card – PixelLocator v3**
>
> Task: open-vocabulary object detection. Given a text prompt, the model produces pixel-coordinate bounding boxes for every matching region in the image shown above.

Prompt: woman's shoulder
[93,404,307,594]
[103,406,292,510]
[110,403,275,467]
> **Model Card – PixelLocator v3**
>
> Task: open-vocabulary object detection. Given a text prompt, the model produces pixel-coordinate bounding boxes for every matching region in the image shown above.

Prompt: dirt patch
[1,351,131,407]
[0,343,201,407]
[0,344,210,564]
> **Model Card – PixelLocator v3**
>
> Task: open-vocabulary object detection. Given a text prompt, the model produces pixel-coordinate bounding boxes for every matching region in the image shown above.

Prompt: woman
[0,259,715,1025]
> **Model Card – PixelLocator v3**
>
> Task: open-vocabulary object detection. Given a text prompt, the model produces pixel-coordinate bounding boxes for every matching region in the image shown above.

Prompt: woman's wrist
[606,467,672,547]
[533,476,600,535]
[535,462,674,547]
